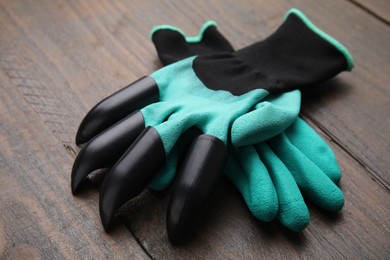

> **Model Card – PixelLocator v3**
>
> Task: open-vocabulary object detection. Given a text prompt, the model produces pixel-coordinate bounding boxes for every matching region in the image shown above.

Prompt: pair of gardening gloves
[71,9,354,244]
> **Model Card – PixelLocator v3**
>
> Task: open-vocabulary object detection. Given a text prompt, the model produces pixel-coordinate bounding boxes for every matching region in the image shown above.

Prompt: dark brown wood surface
[351,0,390,24]
[0,0,389,259]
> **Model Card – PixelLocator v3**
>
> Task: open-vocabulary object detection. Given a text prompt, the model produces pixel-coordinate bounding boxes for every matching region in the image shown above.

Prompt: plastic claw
[166,134,227,244]
[76,76,158,145]
[99,126,166,231]
[71,111,145,194]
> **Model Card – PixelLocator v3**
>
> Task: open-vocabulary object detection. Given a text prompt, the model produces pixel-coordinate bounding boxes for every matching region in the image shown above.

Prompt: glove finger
[269,133,344,212]
[255,143,309,232]
[284,118,341,183]
[225,146,278,221]
[231,90,300,146]
[151,21,234,65]
[71,111,144,193]
[99,126,166,231]
[167,134,227,244]
[76,76,158,145]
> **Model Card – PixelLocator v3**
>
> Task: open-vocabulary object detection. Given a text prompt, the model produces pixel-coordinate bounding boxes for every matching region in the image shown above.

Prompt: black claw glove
[71,9,352,244]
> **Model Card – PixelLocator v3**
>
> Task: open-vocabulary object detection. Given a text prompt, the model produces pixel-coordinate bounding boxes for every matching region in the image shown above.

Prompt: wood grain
[0,69,149,259]
[349,0,390,25]
[0,0,389,258]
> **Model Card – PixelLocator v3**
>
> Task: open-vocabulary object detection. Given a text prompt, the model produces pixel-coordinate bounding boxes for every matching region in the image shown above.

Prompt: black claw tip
[75,133,87,146]
[100,195,115,232]
[71,148,93,194]
[72,111,146,194]
[71,163,84,194]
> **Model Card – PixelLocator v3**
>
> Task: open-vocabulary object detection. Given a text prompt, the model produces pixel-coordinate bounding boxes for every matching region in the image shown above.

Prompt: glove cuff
[151,21,234,65]
[284,9,354,70]
[235,8,354,93]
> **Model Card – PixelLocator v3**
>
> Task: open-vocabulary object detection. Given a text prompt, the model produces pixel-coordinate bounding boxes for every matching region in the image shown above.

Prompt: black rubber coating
[166,134,227,244]
[99,126,166,231]
[76,76,158,145]
[71,111,145,194]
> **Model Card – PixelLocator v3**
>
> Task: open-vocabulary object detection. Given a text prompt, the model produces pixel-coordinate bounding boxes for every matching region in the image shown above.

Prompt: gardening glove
[71,9,352,243]
[150,8,354,232]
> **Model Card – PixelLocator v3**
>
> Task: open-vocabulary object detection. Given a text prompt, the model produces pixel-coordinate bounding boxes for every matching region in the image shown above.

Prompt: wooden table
[1,1,389,259]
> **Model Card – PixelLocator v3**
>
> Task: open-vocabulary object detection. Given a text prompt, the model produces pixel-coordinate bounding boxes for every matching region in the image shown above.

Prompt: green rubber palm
[150,9,353,231]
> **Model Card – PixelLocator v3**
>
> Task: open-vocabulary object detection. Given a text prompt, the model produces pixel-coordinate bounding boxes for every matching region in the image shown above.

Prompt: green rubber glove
[150,8,354,231]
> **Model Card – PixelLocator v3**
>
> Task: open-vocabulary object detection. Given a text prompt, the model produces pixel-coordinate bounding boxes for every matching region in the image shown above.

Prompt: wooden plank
[349,0,390,25]
[0,62,149,258]
[0,0,388,258]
